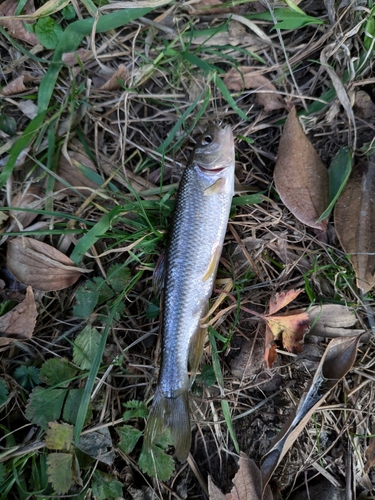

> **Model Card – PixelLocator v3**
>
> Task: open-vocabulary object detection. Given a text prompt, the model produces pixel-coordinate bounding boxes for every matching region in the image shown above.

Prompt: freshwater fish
[144,123,235,462]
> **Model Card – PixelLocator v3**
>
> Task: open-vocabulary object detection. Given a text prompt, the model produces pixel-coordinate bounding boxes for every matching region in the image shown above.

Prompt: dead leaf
[188,0,239,14]
[268,289,303,315]
[334,161,375,294]
[308,304,365,338]
[223,66,284,111]
[0,286,37,346]
[209,452,273,500]
[62,49,92,67]
[2,74,34,96]
[55,152,102,196]
[9,185,44,230]
[264,289,310,367]
[7,237,89,291]
[99,64,130,91]
[365,434,375,472]
[261,335,360,490]
[0,0,38,45]
[274,107,329,231]
[354,90,375,120]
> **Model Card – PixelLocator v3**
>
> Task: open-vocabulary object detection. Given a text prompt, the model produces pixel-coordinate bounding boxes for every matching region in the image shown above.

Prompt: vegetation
[0,0,374,498]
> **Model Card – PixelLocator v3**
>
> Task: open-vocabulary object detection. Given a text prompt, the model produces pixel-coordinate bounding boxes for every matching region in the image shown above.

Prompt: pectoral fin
[202,244,222,282]
[204,177,225,196]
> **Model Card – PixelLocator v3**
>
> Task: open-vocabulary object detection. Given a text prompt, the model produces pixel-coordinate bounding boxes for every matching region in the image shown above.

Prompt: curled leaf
[308,304,365,338]
[274,107,329,231]
[9,185,44,231]
[7,237,89,291]
[261,335,360,489]
[2,74,34,96]
[209,452,273,500]
[55,151,102,196]
[0,0,38,45]
[223,66,284,112]
[99,64,129,90]
[0,286,37,346]
[334,161,375,294]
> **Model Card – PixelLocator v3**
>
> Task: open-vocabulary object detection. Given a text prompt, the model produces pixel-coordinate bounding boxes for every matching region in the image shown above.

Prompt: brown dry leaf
[264,289,309,367]
[99,64,130,91]
[354,90,375,120]
[274,107,329,231]
[188,0,238,14]
[10,185,44,230]
[7,237,89,291]
[308,304,365,338]
[223,66,284,111]
[0,286,37,346]
[261,335,360,490]
[0,0,38,45]
[365,434,375,472]
[268,288,303,315]
[62,49,92,67]
[55,152,102,196]
[334,162,375,294]
[209,452,273,500]
[2,74,34,96]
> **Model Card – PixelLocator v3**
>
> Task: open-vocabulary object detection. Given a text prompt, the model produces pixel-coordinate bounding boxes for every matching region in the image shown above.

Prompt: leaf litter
[0,0,375,498]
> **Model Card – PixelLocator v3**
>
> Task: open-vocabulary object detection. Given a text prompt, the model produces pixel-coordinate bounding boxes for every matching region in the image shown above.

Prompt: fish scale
[144,124,235,462]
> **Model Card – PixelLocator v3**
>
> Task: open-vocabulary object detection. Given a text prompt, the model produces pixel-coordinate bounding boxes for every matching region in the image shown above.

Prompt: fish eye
[202,135,213,146]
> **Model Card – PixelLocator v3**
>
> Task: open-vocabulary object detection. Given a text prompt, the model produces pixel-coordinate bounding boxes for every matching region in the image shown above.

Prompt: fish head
[192,124,235,174]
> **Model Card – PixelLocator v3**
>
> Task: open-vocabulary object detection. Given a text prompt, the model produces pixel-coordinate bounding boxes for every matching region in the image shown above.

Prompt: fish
[143,123,235,462]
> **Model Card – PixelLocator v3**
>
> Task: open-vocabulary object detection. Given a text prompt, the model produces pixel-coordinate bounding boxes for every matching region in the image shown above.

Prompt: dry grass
[1,0,375,498]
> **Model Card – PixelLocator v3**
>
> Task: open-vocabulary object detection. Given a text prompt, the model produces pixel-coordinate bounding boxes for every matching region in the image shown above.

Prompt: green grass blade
[317,147,352,222]
[208,328,240,453]
[0,110,49,190]
[38,7,154,113]
[73,295,123,444]
[182,52,249,121]
[70,206,125,264]
[232,193,265,207]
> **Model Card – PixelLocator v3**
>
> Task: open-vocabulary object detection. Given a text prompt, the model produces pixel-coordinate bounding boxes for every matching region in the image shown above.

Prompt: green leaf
[73,326,101,370]
[0,379,9,406]
[35,17,63,49]
[0,115,16,136]
[117,425,142,454]
[0,110,48,190]
[138,442,174,481]
[91,471,123,500]
[62,4,76,20]
[246,9,324,30]
[26,387,67,428]
[122,400,148,421]
[317,147,352,222]
[87,277,115,305]
[73,287,99,318]
[40,358,78,387]
[45,422,73,451]
[231,193,265,207]
[14,365,41,390]
[195,364,216,387]
[38,8,154,114]
[145,301,160,319]
[107,264,131,293]
[63,389,91,425]
[0,463,6,484]
[46,452,73,495]
[70,206,125,264]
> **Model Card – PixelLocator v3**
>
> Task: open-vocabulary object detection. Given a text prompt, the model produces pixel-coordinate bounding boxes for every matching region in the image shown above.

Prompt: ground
[0,0,375,498]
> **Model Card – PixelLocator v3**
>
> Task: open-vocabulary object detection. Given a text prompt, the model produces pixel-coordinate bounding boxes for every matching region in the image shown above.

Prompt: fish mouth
[198,166,226,173]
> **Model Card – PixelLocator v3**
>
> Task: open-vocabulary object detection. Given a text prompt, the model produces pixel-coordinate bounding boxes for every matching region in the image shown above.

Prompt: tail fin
[144,388,191,462]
